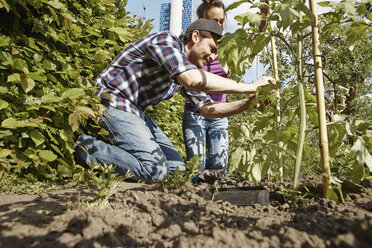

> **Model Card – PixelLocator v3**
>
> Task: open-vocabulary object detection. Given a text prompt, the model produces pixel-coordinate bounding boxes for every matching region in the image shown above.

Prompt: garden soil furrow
[1,177,371,248]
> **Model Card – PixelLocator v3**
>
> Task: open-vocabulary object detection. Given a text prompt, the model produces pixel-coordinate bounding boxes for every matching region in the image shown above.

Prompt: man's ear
[191,30,200,44]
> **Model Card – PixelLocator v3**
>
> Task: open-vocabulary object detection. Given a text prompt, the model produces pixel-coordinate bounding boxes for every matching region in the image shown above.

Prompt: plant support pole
[309,0,331,198]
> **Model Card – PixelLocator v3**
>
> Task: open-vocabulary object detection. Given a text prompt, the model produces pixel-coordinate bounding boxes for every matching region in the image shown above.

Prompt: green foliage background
[146,92,187,159]
[0,0,152,181]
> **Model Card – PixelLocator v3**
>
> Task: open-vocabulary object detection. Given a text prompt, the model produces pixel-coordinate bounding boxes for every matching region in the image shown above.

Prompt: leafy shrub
[146,92,187,158]
[0,0,152,181]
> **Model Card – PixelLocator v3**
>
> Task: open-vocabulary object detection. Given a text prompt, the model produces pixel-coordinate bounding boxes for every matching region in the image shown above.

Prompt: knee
[143,161,169,183]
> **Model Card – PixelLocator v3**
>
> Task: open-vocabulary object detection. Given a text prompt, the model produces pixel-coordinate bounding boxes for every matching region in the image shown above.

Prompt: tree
[321,27,372,116]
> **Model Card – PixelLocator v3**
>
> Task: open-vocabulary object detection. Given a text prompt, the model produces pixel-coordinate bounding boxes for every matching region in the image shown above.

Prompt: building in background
[182,0,193,33]
[159,3,171,32]
[159,0,194,35]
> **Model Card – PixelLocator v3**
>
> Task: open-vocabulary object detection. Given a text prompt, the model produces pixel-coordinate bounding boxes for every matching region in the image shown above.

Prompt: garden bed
[1,177,371,248]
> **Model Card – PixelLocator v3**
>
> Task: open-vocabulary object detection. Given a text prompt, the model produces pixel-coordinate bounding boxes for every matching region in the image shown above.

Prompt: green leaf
[45,127,59,145]
[20,74,36,93]
[0,0,10,11]
[317,1,330,7]
[45,0,65,9]
[357,2,367,16]
[345,121,353,136]
[330,0,357,16]
[333,114,348,122]
[39,150,57,162]
[276,130,292,142]
[225,0,248,12]
[351,137,372,171]
[61,12,78,23]
[61,88,84,99]
[76,106,95,119]
[364,151,372,172]
[351,138,363,153]
[13,58,28,71]
[355,120,370,133]
[0,35,11,47]
[58,163,73,177]
[86,27,101,37]
[296,2,314,24]
[0,149,12,158]
[29,71,47,82]
[235,12,262,27]
[326,187,340,203]
[30,130,45,147]
[0,99,9,110]
[7,73,21,83]
[1,118,39,128]
[367,12,372,21]
[229,146,245,172]
[108,27,132,43]
[0,86,8,93]
[346,22,368,47]
[251,163,263,182]
[43,60,57,71]
[350,160,365,183]
[277,3,299,30]
[41,93,61,103]
[68,112,80,132]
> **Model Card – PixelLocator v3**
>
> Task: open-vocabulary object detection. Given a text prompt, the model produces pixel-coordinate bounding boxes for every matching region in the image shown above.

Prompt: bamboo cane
[309,0,331,198]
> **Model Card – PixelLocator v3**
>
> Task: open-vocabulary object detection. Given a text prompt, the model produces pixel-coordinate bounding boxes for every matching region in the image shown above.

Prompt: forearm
[176,69,259,94]
[199,96,256,118]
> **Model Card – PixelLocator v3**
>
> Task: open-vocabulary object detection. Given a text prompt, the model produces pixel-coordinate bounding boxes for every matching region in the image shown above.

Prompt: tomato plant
[219,0,371,191]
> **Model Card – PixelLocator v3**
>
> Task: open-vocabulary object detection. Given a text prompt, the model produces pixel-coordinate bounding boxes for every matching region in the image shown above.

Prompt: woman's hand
[253,76,276,90]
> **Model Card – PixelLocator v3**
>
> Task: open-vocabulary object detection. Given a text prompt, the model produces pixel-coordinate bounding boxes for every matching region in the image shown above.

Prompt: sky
[125,0,250,34]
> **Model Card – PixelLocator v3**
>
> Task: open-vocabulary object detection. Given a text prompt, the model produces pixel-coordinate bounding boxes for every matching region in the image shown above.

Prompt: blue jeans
[182,110,228,171]
[74,107,185,182]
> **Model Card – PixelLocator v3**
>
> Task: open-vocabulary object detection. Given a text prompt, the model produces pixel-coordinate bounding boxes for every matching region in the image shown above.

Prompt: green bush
[0,0,152,181]
[146,92,187,159]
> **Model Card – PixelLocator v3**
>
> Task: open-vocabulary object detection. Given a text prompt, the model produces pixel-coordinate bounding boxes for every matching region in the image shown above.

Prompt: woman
[182,0,229,172]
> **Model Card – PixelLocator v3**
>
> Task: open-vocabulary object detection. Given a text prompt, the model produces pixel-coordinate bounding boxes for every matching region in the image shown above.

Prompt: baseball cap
[186,18,223,38]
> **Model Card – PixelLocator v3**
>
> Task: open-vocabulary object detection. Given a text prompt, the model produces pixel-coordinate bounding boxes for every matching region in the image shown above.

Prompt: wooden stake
[309,0,331,198]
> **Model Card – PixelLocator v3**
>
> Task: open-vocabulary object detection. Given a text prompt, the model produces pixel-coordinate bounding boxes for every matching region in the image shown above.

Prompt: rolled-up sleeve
[181,87,215,112]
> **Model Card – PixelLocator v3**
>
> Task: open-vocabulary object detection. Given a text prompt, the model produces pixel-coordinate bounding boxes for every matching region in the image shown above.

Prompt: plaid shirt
[96,32,214,117]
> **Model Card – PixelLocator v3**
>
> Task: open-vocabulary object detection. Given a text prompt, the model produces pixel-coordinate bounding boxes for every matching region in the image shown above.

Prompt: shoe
[191,169,226,184]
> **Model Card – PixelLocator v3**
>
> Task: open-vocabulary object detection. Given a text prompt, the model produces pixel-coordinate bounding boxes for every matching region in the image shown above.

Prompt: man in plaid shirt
[75,18,275,182]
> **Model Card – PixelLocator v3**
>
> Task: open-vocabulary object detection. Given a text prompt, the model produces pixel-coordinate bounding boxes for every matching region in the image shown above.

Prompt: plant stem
[269,15,283,182]
[293,3,307,189]
[272,33,298,61]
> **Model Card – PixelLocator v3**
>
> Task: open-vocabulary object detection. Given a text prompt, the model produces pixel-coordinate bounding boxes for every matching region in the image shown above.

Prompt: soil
[1,176,372,248]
